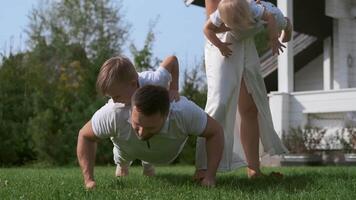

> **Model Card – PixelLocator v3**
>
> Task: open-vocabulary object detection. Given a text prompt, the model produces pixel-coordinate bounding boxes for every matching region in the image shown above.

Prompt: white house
[266,0,356,141]
[186,0,356,139]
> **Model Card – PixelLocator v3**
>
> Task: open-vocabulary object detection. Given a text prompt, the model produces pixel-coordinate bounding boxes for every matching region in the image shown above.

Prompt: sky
[0,0,206,74]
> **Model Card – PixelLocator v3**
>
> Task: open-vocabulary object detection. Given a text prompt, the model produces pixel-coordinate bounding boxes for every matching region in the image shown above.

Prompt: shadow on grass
[152,171,333,193]
[107,167,355,193]
[217,174,313,193]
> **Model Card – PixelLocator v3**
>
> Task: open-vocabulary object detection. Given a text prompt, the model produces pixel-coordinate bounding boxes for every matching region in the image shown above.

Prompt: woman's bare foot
[193,169,207,182]
[248,169,284,179]
[247,168,263,179]
[281,17,293,43]
[115,165,129,177]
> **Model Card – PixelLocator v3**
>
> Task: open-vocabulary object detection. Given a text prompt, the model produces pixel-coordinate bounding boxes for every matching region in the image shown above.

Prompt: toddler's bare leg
[281,17,293,43]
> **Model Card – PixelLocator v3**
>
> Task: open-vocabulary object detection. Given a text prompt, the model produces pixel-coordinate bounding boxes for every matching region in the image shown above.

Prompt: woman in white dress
[187,0,289,179]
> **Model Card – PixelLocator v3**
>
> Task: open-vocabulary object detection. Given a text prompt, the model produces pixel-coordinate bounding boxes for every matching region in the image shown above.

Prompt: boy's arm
[160,56,180,101]
[77,120,99,189]
[261,10,285,55]
[204,19,233,57]
[199,115,224,187]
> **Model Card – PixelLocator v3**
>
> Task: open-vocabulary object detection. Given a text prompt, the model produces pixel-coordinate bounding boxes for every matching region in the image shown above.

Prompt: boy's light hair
[96,56,137,95]
[218,0,255,32]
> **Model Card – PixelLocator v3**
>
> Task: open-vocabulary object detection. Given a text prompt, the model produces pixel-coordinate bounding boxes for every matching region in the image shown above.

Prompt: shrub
[282,126,326,154]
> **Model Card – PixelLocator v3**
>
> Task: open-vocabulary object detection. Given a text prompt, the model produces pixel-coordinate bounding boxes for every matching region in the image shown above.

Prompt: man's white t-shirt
[91,96,207,164]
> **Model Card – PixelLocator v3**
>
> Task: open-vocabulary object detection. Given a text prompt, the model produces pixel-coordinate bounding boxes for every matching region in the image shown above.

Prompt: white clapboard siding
[287,88,356,128]
[290,89,356,113]
[295,55,323,92]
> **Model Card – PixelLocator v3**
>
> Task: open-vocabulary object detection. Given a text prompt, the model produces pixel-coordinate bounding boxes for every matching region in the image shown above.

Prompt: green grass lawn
[1,165,356,199]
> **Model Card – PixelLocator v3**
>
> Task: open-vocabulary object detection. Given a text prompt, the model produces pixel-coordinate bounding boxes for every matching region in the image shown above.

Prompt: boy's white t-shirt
[138,66,172,89]
[91,97,207,164]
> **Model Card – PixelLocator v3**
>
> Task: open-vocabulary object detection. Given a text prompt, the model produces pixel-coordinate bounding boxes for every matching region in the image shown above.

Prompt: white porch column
[326,0,354,89]
[277,0,294,93]
[323,37,333,90]
[269,92,290,137]
[273,0,294,137]
[332,19,350,89]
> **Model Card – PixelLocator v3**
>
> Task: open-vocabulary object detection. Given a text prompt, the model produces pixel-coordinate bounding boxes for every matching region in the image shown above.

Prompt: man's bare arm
[77,120,99,189]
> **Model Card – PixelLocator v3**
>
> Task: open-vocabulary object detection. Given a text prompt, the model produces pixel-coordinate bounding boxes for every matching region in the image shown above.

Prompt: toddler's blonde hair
[218,0,255,32]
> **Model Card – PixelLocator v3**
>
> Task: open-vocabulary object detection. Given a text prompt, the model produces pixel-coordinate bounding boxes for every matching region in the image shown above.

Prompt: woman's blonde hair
[218,0,255,32]
[96,56,137,95]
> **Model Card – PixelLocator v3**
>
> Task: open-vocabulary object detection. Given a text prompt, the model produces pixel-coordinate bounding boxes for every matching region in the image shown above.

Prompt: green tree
[24,0,130,165]
[130,19,160,72]
[26,0,130,100]
[26,0,128,60]
[180,60,207,109]
[0,54,35,165]
[0,0,130,165]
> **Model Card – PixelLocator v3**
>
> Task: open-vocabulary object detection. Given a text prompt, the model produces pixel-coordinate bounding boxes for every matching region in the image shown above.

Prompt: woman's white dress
[195,30,288,172]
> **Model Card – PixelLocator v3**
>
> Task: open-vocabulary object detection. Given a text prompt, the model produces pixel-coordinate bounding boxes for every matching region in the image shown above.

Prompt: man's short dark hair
[132,85,170,116]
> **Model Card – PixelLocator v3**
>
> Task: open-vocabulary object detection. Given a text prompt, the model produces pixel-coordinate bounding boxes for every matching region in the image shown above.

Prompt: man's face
[131,106,167,141]
[106,79,137,104]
